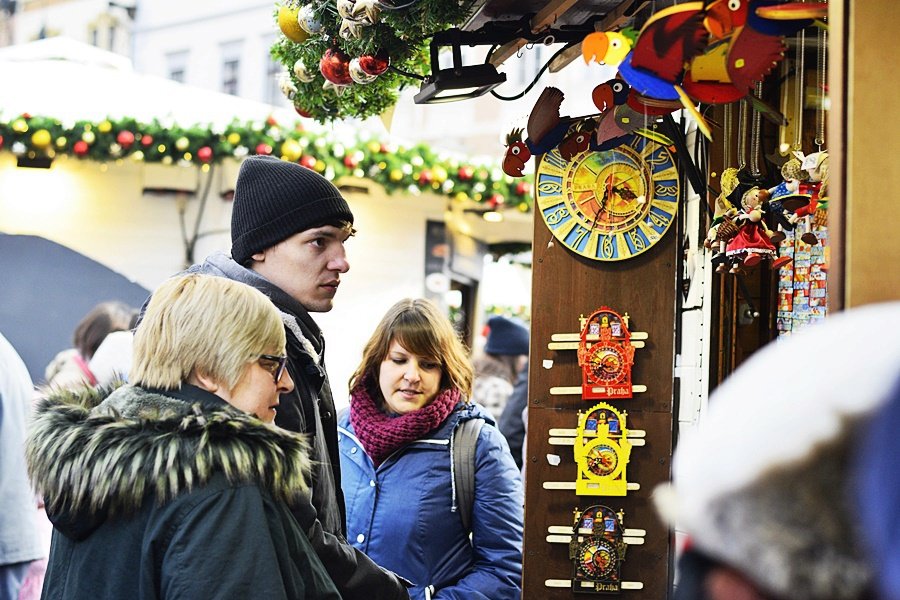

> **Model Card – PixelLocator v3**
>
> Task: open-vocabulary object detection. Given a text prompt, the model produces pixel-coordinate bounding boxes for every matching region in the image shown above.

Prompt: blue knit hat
[484,315,529,356]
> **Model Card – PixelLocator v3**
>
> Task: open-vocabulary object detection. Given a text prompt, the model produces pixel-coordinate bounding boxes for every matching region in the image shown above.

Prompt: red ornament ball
[141,134,153,146]
[295,106,313,119]
[515,181,532,196]
[255,143,273,156]
[418,170,433,185]
[488,193,505,208]
[458,166,474,181]
[73,140,89,156]
[0,134,4,150]
[299,155,317,169]
[319,48,353,86]
[116,130,135,148]
[197,146,214,163]
[358,52,390,76]
[343,155,359,168]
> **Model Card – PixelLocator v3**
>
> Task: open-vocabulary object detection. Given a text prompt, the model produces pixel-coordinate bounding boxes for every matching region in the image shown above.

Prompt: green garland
[0,113,534,211]
[270,0,476,122]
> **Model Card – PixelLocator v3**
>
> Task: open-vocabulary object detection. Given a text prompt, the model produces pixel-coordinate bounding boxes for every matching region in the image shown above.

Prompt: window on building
[107,23,116,51]
[263,36,289,107]
[220,40,243,96]
[166,50,188,84]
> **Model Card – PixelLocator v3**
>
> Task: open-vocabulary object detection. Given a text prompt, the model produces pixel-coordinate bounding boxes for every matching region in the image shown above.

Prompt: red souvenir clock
[577,307,635,399]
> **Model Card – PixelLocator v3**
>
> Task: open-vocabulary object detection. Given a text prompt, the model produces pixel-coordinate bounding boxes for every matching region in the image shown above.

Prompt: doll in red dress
[725,186,793,273]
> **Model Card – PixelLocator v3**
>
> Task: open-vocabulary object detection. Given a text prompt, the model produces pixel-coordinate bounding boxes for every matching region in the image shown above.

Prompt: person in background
[654,302,900,600]
[338,298,523,600]
[88,311,139,387]
[181,155,409,599]
[44,301,137,389]
[0,332,44,600]
[27,274,341,599]
[497,358,528,470]
[471,315,529,421]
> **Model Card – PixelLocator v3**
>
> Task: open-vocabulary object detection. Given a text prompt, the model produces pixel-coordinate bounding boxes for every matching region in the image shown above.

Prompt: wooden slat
[488,0,582,67]
[548,0,649,72]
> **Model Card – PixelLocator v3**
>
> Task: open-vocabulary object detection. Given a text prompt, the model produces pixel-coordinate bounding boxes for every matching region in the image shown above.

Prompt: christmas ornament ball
[349,58,377,84]
[197,146,214,163]
[73,140,89,156]
[31,129,52,149]
[358,52,390,76]
[319,48,353,86]
[277,5,310,43]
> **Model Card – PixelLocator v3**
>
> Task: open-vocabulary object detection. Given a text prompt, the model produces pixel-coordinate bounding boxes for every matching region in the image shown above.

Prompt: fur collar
[26,385,311,517]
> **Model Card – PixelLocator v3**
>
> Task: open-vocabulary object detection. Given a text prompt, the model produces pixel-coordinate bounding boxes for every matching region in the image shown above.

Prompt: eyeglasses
[258,354,288,384]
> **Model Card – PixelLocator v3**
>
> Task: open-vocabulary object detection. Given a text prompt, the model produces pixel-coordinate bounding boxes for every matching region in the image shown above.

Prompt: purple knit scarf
[349,381,460,467]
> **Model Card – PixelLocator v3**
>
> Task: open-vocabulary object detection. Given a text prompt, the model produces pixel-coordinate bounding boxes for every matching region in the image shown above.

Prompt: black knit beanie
[231,156,354,264]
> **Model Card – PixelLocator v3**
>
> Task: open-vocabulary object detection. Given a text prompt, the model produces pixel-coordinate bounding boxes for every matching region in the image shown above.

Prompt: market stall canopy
[0,36,299,128]
[0,233,150,383]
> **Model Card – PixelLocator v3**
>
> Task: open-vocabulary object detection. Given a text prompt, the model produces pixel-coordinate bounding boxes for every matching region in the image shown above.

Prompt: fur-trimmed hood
[26,384,311,539]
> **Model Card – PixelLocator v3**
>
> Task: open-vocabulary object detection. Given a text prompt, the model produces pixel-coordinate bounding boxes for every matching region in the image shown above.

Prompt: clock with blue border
[535,131,679,261]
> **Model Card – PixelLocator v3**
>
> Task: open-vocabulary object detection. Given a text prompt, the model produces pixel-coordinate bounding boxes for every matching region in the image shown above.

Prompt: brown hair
[73,301,138,360]
[349,298,473,400]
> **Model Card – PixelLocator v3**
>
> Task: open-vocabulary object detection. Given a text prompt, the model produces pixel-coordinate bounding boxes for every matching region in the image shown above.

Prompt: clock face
[588,344,626,383]
[536,132,679,261]
[585,443,619,477]
[577,538,618,579]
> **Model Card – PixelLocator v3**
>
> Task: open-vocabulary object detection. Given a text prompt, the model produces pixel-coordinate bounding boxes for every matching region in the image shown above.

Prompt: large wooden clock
[535,132,679,261]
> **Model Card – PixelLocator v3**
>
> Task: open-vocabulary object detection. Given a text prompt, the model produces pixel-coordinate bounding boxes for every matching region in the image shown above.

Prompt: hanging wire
[489,42,576,101]
[723,103,733,167]
[750,81,763,177]
[815,27,828,150]
[794,29,806,150]
[737,98,748,169]
[388,64,426,80]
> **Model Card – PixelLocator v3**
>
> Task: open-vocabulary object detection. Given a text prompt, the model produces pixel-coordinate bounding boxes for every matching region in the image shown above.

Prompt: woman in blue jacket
[339,298,523,600]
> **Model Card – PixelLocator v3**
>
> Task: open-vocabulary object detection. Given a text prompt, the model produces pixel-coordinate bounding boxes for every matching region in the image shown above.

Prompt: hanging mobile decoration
[544,505,646,593]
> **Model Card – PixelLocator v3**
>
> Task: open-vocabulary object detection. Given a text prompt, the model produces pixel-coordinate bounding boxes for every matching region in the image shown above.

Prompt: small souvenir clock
[578,307,636,400]
[545,505,646,593]
[535,131,679,261]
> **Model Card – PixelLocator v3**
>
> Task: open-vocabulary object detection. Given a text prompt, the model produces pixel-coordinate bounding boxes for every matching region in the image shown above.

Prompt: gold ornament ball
[227,132,241,145]
[432,166,448,183]
[98,120,113,133]
[12,119,28,133]
[55,136,67,148]
[175,137,190,151]
[277,5,310,43]
[82,130,96,144]
[389,169,403,182]
[280,139,303,162]
[31,129,52,149]
[314,160,326,172]
[367,141,381,154]
[455,192,468,202]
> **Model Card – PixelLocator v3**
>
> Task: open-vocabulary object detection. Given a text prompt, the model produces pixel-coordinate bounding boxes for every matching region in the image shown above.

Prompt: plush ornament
[175,137,190,151]
[277,4,310,43]
[297,4,322,34]
[73,140,89,156]
[706,167,742,273]
[116,130,135,148]
[349,58,377,84]
[31,129,52,149]
[766,157,810,243]
[320,48,353,85]
[197,146,214,163]
[358,51,390,76]
[725,186,792,273]
[293,59,316,83]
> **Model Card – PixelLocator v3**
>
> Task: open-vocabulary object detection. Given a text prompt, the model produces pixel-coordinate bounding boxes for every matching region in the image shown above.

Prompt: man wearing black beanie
[184,155,409,599]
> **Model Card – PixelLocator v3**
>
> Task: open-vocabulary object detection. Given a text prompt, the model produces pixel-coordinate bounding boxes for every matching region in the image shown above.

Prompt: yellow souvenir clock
[574,403,632,496]
[535,132,679,261]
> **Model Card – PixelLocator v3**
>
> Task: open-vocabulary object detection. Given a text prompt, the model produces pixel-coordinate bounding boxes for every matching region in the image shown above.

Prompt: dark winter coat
[338,402,524,600]
[184,252,410,600]
[26,384,341,600]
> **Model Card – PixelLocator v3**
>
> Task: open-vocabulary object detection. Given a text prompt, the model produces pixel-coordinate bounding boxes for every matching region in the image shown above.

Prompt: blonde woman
[27,274,340,599]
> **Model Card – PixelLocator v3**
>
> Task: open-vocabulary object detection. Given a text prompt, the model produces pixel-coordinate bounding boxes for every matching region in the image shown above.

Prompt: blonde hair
[349,298,473,400]
[131,274,285,389]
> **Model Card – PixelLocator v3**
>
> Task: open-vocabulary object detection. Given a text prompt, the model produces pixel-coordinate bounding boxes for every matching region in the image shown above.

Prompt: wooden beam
[548,0,648,73]
[488,0,581,67]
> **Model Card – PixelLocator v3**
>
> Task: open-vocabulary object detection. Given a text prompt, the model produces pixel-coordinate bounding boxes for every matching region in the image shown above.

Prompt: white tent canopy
[0,36,300,129]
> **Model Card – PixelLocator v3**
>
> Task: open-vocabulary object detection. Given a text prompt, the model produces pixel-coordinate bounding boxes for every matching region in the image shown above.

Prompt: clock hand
[589,175,614,234]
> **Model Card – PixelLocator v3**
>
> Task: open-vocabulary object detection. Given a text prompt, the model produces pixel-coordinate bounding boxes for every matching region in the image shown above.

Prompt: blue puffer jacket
[338,401,523,600]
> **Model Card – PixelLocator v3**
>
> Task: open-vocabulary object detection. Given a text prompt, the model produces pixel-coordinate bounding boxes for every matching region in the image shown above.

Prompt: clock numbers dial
[577,538,618,579]
[536,132,679,261]
[585,443,619,477]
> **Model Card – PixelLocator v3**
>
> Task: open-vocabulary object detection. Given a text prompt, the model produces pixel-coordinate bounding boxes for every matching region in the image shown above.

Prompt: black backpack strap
[452,417,484,534]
